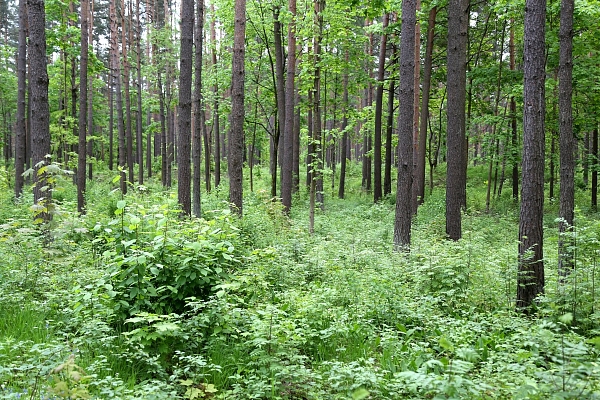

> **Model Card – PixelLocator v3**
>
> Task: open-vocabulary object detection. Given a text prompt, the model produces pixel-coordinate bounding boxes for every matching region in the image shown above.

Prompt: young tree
[228,0,246,215]
[177,0,194,216]
[558,0,575,275]
[27,0,51,220]
[517,0,547,311]
[14,0,26,199]
[373,13,389,203]
[416,6,437,207]
[110,0,126,194]
[394,0,416,250]
[445,0,468,241]
[77,0,89,214]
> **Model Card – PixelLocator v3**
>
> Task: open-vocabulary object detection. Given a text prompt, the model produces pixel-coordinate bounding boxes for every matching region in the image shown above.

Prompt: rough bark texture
[517,0,547,312]
[445,0,468,241]
[281,0,296,212]
[193,0,205,217]
[15,0,27,199]
[136,0,144,184]
[373,13,389,203]
[27,0,51,220]
[177,0,194,216]
[111,0,126,194]
[394,0,416,250]
[411,0,421,214]
[121,0,134,186]
[558,0,574,273]
[77,0,89,214]
[228,0,246,215]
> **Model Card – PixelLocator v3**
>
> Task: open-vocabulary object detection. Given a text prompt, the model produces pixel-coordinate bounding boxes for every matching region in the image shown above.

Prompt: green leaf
[117,200,126,209]
[352,388,370,400]
[559,313,573,325]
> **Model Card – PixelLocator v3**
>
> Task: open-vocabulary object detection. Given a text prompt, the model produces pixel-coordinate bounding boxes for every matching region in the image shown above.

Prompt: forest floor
[1,164,599,399]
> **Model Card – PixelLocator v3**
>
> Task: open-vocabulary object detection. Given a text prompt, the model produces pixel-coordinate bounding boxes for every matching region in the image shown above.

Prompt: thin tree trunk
[122,0,134,186]
[15,0,27,199]
[281,0,296,212]
[193,0,205,217]
[373,13,389,203]
[338,49,349,199]
[229,0,246,215]
[110,0,126,194]
[136,0,144,184]
[77,0,89,214]
[416,6,437,205]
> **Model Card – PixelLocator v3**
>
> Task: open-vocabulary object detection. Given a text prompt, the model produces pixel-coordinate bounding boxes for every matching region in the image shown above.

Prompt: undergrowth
[0,166,599,399]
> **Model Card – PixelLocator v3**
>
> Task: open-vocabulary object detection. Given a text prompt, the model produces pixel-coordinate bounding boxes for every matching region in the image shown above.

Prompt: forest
[1,0,600,397]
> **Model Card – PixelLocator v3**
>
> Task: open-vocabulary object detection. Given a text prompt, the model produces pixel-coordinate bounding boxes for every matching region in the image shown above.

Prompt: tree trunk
[135,0,144,185]
[394,0,416,250]
[229,0,246,215]
[211,2,219,189]
[373,13,389,203]
[281,0,296,213]
[122,0,134,186]
[77,0,89,214]
[338,49,349,200]
[312,0,324,209]
[383,56,396,197]
[445,0,468,241]
[416,6,436,205]
[274,6,286,200]
[510,20,519,201]
[193,0,205,217]
[177,0,194,216]
[110,0,126,194]
[15,0,26,199]
[27,0,51,221]
[411,0,421,214]
[558,0,575,275]
[517,0,547,312]
[592,128,598,211]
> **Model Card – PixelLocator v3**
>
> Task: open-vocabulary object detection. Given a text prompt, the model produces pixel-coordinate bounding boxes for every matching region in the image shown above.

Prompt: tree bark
[27,0,51,221]
[394,0,416,250]
[193,0,205,217]
[373,13,389,203]
[228,0,246,215]
[558,0,575,275]
[517,0,547,312]
[416,6,436,205]
[77,0,89,214]
[122,0,134,186]
[338,49,349,199]
[15,0,27,199]
[177,0,194,216]
[111,0,126,194]
[445,0,468,241]
[281,0,296,213]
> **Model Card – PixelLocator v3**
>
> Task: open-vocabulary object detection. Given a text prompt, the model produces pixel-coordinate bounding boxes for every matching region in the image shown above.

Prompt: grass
[0,163,599,399]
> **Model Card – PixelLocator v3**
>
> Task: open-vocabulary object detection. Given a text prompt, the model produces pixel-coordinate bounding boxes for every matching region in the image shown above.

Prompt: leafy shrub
[92,202,240,321]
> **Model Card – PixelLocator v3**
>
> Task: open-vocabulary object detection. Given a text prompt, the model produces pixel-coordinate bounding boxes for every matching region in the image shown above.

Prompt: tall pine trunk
[77,0,89,214]
[228,0,246,215]
[518,0,547,312]
[394,0,416,250]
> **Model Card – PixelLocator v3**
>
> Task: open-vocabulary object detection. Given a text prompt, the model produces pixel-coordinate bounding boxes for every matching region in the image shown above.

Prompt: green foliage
[90,202,240,321]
